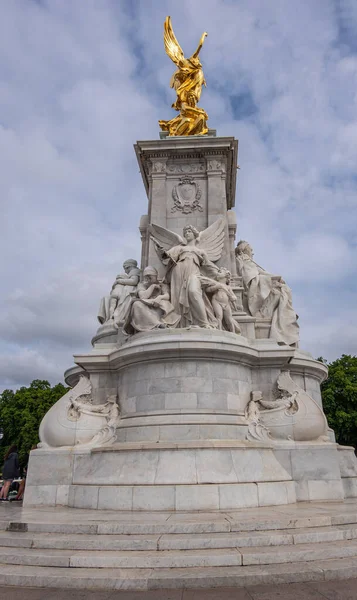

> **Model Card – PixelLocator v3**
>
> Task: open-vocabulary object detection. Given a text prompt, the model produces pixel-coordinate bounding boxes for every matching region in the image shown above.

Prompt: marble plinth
[25,438,352,510]
[24,330,357,510]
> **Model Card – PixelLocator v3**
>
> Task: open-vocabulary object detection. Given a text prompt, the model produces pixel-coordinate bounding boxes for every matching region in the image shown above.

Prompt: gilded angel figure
[149,218,225,328]
[159,16,209,136]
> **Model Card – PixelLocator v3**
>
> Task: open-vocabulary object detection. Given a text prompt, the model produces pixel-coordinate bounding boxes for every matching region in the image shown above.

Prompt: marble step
[1,538,357,569]
[4,510,357,535]
[0,546,242,568]
[1,523,357,551]
[0,557,357,590]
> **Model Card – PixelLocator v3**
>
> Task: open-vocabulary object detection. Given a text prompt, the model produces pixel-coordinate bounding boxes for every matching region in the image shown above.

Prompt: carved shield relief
[171,176,203,214]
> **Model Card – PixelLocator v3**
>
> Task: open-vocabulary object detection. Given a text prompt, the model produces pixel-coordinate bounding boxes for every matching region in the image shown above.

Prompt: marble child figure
[200,268,241,334]
[235,241,299,346]
[97,259,141,327]
[124,266,180,334]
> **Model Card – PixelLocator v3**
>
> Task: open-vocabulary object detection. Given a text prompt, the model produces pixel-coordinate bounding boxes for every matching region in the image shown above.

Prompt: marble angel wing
[163,16,185,70]
[198,217,226,262]
[149,223,184,251]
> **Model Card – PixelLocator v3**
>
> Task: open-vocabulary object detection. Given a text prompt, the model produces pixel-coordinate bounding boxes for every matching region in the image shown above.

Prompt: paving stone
[182,588,252,599]
[246,581,326,599]
[308,577,357,599]
[108,592,182,600]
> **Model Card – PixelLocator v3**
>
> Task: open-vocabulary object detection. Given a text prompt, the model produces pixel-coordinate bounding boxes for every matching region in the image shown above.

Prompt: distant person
[0,445,20,501]
[10,445,37,502]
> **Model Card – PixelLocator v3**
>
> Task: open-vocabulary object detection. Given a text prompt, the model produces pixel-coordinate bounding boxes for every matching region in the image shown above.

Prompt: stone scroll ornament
[171,176,203,214]
[38,375,120,449]
[245,371,329,442]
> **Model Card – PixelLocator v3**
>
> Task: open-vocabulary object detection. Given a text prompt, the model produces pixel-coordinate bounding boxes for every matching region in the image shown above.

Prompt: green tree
[321,355,357,447]
[0,380,68,469]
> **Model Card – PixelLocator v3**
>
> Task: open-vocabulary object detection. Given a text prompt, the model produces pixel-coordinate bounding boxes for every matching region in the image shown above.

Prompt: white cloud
[1,0,357,390]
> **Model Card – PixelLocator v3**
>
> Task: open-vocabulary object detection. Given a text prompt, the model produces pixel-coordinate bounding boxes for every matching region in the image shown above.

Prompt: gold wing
[163,16,185,67]
[198,218,226,262]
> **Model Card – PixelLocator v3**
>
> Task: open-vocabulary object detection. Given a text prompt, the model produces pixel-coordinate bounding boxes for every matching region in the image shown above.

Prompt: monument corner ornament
[25,17,357,515]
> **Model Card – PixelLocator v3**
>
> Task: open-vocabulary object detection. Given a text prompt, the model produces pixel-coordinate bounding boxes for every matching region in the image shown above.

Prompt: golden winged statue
[159,16,209,137]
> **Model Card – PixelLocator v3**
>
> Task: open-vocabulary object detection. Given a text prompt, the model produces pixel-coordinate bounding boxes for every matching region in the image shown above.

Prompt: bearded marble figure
[124,266,180,335]
[150,219,225,328]
[97,259,141,327]
[235,241,299,346]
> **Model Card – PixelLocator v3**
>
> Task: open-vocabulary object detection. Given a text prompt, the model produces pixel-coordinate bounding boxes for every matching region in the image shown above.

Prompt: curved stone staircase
[1,501,357,591]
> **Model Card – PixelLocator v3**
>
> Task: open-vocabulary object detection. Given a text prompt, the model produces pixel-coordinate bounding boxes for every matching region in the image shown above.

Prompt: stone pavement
[2,579,357,599]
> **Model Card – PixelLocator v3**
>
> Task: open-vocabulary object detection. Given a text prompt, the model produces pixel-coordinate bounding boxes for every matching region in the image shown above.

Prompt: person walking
[0,445,20,501]
[10,444,37,502]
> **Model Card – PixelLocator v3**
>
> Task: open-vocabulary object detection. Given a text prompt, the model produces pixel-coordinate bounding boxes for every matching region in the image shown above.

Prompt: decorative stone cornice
[134,136,238,209]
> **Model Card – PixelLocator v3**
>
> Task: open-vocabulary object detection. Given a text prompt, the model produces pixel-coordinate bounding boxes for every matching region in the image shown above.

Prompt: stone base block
[24,441,357,511]
[25,481,298,511]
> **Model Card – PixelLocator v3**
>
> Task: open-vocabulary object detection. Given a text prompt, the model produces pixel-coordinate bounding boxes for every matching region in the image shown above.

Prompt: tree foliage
[321,355,357,447]
[0,380,68,469]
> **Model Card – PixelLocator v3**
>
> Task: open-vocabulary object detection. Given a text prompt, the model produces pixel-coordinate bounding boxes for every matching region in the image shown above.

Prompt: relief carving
[152,161,167,174]
[245,372,329,442]
[167,163,205,174]
[172,176,203,214]
[38,375,121,449]
[207,159,225,172]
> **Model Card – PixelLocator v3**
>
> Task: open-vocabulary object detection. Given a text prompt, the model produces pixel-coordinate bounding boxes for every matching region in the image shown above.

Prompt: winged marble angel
[159,16,209,136]
[150,218,227,329]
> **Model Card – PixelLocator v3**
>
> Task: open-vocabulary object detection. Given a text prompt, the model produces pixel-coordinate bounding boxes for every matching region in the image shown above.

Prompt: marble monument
[24,18,357,511]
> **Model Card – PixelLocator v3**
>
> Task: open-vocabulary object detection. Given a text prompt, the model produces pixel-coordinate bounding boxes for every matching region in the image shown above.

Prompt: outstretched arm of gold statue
[192,32,208,59]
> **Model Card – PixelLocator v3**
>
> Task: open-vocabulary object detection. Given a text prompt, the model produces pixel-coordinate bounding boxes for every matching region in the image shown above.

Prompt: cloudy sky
[1,0,357,390]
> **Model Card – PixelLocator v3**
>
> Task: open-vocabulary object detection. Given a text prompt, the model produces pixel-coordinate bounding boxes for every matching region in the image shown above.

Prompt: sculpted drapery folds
[124,266,180,335]
[235,241,299,346]
[149,219,225,328]
[159,16,209,136]
[97,259,141,327]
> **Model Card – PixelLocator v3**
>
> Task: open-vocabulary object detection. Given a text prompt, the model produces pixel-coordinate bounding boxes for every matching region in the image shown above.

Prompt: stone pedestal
[25,133,357,511]
[25,329,357,510]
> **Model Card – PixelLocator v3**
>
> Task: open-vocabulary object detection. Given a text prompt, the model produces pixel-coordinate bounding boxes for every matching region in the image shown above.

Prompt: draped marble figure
[235,241,299,346]
[150,219,225,328]
[124,266,180,334]
[97,259,141,326]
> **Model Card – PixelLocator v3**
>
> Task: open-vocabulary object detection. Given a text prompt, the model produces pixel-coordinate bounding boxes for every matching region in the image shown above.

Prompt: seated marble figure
[97,259,141,327]
[124,266,180,334]
[235,240,299,346]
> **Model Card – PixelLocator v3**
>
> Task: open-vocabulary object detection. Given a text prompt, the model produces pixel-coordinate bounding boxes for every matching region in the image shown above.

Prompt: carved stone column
[139,214,149,271]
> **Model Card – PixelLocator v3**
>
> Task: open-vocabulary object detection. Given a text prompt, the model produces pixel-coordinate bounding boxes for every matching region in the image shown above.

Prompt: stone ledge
[91,440,276,452]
